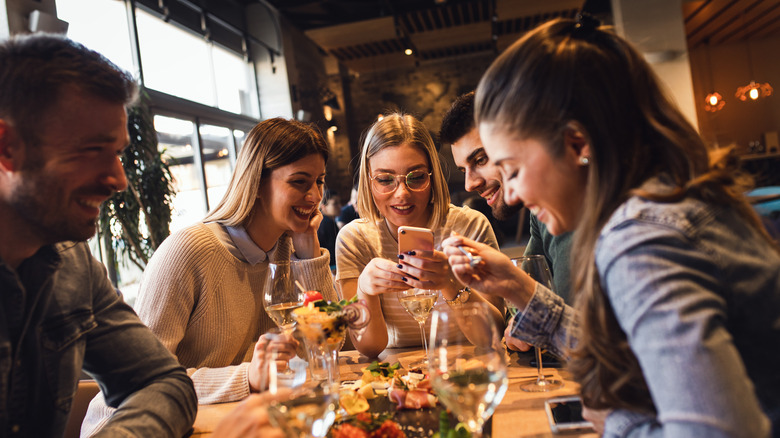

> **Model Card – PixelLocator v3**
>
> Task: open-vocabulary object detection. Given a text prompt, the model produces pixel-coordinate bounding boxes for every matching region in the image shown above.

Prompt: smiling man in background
[441,91,574,351]
[0,34,196,437]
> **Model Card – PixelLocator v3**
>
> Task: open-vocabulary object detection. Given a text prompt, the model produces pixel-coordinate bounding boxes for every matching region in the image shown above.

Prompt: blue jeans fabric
[512,188,780,437]
[0,242,196,437]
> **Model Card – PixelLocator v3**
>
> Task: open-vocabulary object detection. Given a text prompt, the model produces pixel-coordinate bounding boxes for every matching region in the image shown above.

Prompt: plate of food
[332,361,491,438]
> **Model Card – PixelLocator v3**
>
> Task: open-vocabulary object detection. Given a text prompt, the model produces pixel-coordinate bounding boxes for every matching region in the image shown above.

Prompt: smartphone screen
[549,399,585,423]
[545,396,594,434]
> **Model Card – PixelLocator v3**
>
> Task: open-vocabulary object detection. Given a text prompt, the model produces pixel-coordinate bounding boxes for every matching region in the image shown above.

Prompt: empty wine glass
[509,255,563,392]
[429,302,508,438]
[398,288,438,369]
[264,261,305,333]
[259,327,307,394]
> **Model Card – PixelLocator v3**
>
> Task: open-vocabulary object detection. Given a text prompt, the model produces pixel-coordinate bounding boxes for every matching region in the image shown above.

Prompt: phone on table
[544,395,595,434]
[398,226,434,254]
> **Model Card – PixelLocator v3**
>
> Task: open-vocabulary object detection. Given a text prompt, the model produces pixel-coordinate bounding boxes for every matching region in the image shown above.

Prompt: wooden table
[192,348,598,437]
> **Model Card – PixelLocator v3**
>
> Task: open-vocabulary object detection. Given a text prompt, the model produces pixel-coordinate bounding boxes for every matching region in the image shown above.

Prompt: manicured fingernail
[396,264,403,269]
[398,254,404,259]
[408,251,416,256]
[401,277,408,282]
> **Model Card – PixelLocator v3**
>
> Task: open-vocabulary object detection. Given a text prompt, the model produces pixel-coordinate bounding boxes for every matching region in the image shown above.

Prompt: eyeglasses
[370,170,432,194]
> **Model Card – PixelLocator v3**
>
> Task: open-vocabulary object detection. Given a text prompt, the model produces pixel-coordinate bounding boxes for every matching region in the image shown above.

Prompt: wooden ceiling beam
[304,16,396,49]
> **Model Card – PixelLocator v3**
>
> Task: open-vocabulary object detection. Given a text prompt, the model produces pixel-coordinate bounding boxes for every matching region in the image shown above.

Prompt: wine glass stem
[418,321,429,359]
[535,347,545,384]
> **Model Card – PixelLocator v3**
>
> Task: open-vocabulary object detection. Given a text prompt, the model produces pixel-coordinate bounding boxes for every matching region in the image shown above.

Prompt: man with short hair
[0,34,196,437]
[441,91,574,350]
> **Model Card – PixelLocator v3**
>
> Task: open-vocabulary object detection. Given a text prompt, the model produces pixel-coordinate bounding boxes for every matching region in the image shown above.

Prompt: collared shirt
[224,224,271,265]
[0,242,196,437]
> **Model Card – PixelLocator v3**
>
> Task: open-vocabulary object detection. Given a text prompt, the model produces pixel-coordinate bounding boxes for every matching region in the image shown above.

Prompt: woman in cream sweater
[82,118,338,436]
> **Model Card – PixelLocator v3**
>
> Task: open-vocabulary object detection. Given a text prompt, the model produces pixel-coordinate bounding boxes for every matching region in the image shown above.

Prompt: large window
[56,0,135,75]
[55,0,260,304]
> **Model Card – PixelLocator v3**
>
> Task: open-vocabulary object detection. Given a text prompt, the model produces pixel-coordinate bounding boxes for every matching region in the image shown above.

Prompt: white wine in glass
[429,302,508,438]
[264,261,305,333]
[398,288,438,369]
[266,382,339,438]
[510,255,563,392]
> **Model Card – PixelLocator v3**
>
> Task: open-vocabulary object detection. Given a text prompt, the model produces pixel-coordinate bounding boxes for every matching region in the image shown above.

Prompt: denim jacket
[0,242,196,437]
[512,185,780,437]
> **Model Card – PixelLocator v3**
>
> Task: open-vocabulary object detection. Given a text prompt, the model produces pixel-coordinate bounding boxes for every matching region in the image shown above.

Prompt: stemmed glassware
[261,330,338,438]
[509,255,563,392]
[429,302,508,438]
[264,261,305,333]
[398,288,438,369]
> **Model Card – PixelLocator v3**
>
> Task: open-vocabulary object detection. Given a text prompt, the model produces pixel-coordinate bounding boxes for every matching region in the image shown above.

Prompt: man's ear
[564,121,591,163]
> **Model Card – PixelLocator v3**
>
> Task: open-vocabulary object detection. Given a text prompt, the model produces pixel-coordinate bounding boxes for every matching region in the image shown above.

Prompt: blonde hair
[355,113,450,228]
[204,118,329,226]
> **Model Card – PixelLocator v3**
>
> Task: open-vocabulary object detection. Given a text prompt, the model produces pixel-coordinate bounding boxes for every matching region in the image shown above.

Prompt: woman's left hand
[397,249,456,292]
[291,209,324,259]
[582,406,611,435]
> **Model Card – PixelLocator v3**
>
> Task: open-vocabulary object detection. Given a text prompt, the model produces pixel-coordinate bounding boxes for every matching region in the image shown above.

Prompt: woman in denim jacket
[443,15,780,438]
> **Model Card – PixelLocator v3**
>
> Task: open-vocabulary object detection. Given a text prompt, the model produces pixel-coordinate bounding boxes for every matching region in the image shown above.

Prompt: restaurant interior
[1,0,778,303]
[2,1,779,437]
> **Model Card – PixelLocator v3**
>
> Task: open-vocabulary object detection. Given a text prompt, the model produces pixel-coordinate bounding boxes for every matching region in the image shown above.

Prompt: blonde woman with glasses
[335,113,504,358]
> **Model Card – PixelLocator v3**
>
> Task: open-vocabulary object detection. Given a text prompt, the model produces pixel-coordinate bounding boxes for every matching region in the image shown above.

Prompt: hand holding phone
[544,395,595,434]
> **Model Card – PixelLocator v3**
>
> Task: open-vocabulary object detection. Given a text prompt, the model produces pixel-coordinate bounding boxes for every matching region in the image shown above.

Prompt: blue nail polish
[398,254,404,259]
[396,264,403,269]
[408,250,416,256]
[402,277,408,282]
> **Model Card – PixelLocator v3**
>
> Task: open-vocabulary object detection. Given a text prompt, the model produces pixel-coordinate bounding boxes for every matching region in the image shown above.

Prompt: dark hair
[204,118,330,226]
[440,91,476,145]
[0,33,138,147]
[322,189,339,204]
[477,17,778,414]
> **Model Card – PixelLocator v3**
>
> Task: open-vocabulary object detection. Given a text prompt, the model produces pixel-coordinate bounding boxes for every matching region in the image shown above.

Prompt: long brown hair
[476,17,777,413]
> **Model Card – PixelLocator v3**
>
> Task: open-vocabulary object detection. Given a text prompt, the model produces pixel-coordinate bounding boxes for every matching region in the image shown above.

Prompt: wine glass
[509,255,563,392]
[429,302,508,438]
[261,332,337,438]
[398,288,438,369]
[264,261,305,333]
[259,327,307,394]
[266,381,339,438]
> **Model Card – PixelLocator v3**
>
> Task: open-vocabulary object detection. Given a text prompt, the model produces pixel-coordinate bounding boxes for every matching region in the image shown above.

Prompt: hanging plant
[99,88,175,271]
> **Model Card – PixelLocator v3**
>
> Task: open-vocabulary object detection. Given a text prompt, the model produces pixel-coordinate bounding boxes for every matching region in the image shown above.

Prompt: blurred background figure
[337,184,360,229]
[318,189,340,269]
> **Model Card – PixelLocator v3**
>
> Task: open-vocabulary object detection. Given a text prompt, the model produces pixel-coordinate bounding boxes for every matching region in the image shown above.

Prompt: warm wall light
[404,48,413,56]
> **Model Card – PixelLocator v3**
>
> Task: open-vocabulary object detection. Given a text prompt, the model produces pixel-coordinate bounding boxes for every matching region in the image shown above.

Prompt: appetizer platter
[332,361,492,438]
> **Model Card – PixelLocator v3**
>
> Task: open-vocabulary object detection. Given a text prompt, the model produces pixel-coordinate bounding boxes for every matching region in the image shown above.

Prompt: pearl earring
[580,157,590,166]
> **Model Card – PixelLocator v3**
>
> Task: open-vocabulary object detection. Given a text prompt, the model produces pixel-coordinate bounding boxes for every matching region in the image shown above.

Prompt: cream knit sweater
[81,222,337,436]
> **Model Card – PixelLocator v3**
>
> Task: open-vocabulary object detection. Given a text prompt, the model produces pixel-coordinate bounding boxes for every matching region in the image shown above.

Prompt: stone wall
[333,51,497,197]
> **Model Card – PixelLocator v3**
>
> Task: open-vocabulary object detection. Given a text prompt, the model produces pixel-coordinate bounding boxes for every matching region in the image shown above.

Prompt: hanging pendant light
[735,81,773,101]
[705,92,725,112]
[703,42,725,112]
[735,14,773,102]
